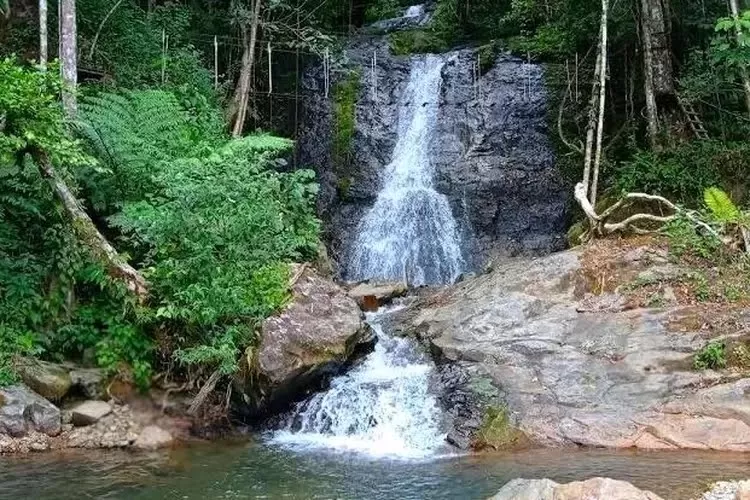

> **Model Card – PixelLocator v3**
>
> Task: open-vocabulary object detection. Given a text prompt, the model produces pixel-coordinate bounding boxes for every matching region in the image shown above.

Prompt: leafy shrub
[77,91,321,375]
[663,216,721,259]
[615,141,750,206]
[389,29,450,55]
[694,341,727,370]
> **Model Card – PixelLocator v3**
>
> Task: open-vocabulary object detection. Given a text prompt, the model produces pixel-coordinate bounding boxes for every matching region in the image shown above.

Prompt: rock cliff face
[297,37,569,275]
[394,240,750,452]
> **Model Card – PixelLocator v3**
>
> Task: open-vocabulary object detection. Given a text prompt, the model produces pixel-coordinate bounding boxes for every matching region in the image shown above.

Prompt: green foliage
[76,90,320,374]
[78,0,216,100]
[663,216,720,259]
[694,341,727,370]
[0,58,89,166]
[332,70,361,170]
[389,29,450,55]
[614,141,750,206]
[364,0,405,23]
[704,186,741,223]
[75,89,221,212]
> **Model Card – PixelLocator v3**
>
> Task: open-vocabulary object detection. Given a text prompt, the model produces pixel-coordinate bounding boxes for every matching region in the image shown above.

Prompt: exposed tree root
[574,182,721,241]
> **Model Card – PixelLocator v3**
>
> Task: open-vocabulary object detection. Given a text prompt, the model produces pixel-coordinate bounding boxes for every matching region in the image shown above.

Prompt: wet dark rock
[69,368,106,400]
[297,39,569,276]
[0,385,61,437]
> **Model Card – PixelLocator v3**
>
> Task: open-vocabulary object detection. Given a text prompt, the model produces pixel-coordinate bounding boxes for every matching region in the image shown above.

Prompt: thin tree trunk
[591,0,609,207]
[228,0,262,137]
[39,0,48,69]
[33,151,149,300]
[640,0,659,148]
[729,0,750,117]
[582,28,603,197]
[60,0,77,118]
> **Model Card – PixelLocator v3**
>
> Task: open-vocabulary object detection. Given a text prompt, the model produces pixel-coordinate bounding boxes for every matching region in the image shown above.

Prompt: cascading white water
[347,55,465,286]
[271,309,446,459]
[404,5,425,17]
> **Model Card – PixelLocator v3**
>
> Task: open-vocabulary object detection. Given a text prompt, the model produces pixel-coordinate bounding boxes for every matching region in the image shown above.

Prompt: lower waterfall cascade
[270,309,447,458]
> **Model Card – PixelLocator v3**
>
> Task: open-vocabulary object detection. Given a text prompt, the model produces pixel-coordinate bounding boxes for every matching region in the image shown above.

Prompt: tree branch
[33,150,149,300]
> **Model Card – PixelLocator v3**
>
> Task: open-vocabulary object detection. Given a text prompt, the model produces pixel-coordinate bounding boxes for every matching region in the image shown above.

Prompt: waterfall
[347,55,465,286]
[271,309,446,458]
[270,56,463,460]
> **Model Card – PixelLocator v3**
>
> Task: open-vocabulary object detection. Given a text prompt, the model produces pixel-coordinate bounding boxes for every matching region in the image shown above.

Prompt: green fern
[704,187,740,223]
[74,90,221,210]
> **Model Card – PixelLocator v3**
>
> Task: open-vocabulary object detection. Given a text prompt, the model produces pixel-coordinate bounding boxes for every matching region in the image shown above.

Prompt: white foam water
[404,5,425,18]
[270,311,446,459]
[347,55,465,286]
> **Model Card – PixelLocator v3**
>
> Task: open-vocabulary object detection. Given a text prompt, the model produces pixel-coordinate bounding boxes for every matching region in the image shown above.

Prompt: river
[2,443,750,499]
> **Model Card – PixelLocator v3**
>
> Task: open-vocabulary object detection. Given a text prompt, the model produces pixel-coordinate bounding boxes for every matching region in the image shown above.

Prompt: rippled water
[2,444,750,499]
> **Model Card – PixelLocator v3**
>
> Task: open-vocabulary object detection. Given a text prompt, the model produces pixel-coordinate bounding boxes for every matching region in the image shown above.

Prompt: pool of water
[2,442,750,499]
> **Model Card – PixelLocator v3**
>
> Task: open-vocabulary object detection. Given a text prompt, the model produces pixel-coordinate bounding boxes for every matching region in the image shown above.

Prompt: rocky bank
[394,237,750,451]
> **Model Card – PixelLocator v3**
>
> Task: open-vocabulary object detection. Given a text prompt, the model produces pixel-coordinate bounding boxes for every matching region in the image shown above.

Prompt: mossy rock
[472,406,528,451]
[15,358,72,401]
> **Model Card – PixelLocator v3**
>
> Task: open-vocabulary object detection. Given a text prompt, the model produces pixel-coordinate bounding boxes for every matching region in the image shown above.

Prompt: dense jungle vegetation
[1,0,749,401]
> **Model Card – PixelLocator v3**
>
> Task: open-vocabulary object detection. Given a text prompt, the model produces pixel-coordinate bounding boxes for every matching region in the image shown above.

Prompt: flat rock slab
[71,401,112,427]
[347,282,408,311]
[490,477,663,500]
[0,385,61,437]
[397,247,750,451]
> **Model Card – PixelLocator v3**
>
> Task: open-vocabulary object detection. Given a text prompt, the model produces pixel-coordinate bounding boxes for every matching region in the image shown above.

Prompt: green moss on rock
[473,406,528,450]
[332,69,361,173]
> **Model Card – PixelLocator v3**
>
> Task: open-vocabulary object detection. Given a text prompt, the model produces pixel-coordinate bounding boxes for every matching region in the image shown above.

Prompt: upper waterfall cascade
[347,55,466,286]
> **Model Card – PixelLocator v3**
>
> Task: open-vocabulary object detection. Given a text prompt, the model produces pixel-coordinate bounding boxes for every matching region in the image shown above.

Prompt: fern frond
[704,187,740,223]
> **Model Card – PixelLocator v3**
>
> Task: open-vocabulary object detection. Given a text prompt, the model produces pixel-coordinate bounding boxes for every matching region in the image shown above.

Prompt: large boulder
[395,241,750,451]
[0,384,61,437]
[490,478,663,500]
[234,265,373,418]
[15,358,72,401]
[69,368,106,400]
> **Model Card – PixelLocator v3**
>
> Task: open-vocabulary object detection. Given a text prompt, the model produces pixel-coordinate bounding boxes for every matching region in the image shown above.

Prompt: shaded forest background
[1,0,749,403]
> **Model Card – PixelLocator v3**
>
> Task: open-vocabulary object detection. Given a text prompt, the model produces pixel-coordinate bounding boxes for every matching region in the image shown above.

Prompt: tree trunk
[640,0,678,148]
[640,0,660,147]
[582,32,603,197]
[591,0,609,207]
[641,0,673,96]
[34,151,149,300]
[60,0,77,118]
[729,0,750,117]
[39,0,48,69]
[228,0,262,137]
